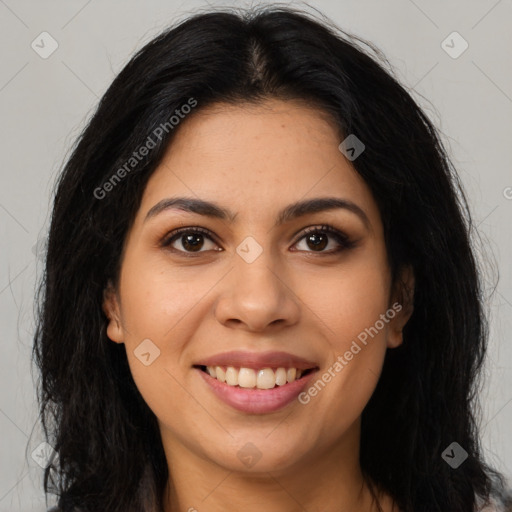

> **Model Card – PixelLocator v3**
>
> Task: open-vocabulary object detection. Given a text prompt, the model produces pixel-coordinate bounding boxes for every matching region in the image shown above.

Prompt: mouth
[193,363,319,414]
[193,364,318,390]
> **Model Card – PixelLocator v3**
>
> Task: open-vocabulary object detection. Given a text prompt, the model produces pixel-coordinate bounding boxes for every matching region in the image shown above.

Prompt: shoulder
[478,491,512,512]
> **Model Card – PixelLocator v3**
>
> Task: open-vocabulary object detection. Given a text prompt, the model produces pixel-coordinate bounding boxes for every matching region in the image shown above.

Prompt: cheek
[118,252,214,341]
[299,251,391,409]
[299,290,390,439]
[304,252,391,347]
[115,258,213,409]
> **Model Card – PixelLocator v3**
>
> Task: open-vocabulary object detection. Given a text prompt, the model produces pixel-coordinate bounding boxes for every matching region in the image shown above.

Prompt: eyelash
[160,224,356,257]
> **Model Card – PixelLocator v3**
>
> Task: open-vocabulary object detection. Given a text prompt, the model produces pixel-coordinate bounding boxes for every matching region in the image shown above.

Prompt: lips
[193,350,319,371]
[192,350,320,413]
[195,365,319,414]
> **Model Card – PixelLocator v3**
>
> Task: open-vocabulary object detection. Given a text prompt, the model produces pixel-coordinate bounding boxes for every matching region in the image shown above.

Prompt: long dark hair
[33,4,510,511]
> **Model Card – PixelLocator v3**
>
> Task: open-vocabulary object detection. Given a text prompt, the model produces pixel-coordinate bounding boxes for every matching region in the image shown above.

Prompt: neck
[160,420,387,512]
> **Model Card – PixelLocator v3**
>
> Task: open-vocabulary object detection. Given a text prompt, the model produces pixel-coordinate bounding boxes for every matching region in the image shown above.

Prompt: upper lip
[194,350,319,370]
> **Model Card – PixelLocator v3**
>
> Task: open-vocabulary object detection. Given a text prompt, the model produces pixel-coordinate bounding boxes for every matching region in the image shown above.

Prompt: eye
[161,226,221,255]
[292,224,355,254]
[161,224,356,257]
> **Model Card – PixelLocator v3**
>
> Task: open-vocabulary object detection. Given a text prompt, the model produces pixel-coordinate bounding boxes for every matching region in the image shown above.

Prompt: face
[104,98,414,476]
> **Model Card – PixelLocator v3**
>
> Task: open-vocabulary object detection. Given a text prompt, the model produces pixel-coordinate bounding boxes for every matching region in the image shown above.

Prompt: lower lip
[195,367,317,414]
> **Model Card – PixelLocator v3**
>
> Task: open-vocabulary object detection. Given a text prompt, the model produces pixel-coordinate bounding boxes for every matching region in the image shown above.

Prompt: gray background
[0,0,511,510]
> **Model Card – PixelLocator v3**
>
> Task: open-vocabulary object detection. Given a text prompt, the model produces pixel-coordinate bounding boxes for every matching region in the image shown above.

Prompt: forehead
[137,98,380,228]
[162,98,343,166]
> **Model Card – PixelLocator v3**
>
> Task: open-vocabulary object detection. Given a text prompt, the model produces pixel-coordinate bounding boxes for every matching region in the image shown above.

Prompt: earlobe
[387,265,415,349]
[102,281,124,344]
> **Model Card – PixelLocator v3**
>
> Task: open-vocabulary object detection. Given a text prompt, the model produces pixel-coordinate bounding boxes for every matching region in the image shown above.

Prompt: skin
[103,98,414,512]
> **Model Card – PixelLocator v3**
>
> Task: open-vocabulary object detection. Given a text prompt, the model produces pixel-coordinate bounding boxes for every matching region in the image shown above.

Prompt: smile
[196,365,316,389]
[194,365,318,414]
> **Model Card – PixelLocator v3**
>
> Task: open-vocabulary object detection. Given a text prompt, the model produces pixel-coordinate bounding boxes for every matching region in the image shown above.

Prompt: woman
[34,5,511,512]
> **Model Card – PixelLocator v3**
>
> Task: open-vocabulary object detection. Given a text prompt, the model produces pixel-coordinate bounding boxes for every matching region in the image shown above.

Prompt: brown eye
[293,225,355,254]
[161,224,355,257]
[162,227,220,254]
[303,232,329,251]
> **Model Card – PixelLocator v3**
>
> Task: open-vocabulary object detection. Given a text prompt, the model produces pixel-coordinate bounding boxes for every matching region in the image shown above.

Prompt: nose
[214,250,301,332]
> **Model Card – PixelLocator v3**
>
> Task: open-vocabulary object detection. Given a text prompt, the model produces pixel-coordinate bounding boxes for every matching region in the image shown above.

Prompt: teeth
[238,368,257,388]
[204,366,306,389]
[225,366,238,386]
[257,368,276,389]
[275,367,287,386]
[215,366,226,383]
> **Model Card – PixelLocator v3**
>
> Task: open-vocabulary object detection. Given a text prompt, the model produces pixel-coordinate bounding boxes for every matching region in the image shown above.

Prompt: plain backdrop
[0,0,510,510]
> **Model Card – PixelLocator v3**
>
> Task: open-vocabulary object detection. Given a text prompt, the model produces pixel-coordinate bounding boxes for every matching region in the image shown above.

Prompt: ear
[102,280,124,344]
[387,265,415,349]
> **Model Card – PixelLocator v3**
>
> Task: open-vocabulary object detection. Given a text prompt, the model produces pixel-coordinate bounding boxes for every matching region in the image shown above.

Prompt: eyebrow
[144,196,370,229]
